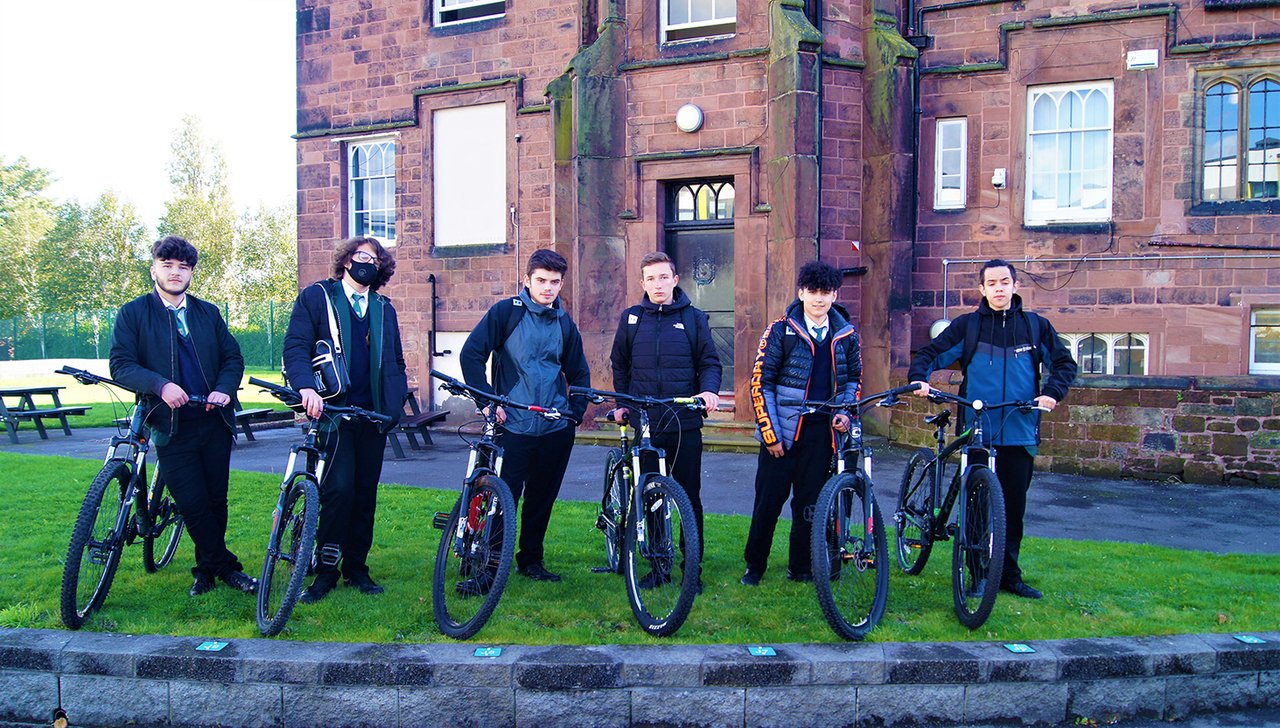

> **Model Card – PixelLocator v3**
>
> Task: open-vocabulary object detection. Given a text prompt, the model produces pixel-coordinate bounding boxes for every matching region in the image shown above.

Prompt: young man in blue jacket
[610,252,722,576]
[908,259,1077,599]
[284,236,408,603]
[743,261,861,586]
[460,249,591,583]
[110,236,256,597]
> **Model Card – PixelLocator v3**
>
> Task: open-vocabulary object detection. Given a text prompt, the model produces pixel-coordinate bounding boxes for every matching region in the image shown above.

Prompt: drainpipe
[815,0,824,260]
[512,133,523,292]
[427,273,451,410]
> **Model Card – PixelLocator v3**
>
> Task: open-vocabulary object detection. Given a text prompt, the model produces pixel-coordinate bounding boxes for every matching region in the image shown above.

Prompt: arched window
[673,181,735,222]
[1201,73,1280,201]
[1060,333,1150,375]
[1025,82,1113,224]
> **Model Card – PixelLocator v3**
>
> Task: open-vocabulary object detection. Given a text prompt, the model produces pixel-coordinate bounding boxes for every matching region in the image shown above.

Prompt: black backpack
[622,304,701,353]
[501,297,575,354]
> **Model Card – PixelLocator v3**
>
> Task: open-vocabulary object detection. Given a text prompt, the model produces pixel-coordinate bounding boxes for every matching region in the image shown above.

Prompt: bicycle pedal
[590,566,614,573]
[431,511,451,529]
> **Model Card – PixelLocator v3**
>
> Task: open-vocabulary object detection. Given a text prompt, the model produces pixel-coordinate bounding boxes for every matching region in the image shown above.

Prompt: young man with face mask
[283,236,408,603]
[460,248,591,583]
[109,236,257,597]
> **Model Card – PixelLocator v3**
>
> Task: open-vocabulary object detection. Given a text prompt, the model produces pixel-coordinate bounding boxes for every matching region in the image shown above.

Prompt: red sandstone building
[295,0,1280,483]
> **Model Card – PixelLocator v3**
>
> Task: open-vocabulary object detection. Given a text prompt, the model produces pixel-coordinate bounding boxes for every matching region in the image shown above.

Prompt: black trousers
[652,428,704,546]
[995,444,1036,586]
[743,425,833,575]
[154,412,242,578]
[497,425,575,570]
[317,418,387,578]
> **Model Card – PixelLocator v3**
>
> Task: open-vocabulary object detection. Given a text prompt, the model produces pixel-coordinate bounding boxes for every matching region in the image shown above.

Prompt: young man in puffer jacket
[742,261,861,586]
[908,259,1077,600]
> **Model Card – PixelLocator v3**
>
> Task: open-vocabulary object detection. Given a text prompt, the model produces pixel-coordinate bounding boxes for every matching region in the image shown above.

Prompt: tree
[234,202,298,303]
[0,157,56,317]
[157,116,236,303]
[36,193,150,313]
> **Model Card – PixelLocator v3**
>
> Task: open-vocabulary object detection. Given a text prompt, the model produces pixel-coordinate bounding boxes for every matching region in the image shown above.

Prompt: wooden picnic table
[0,385,91,444]
[386,388,449,459]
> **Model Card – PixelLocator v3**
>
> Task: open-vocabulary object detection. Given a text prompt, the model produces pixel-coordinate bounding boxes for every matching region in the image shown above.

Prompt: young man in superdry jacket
[460,248,591,583]
[283,236,409,603]
[742,260,861,586]
[610,252,722,571]
[908,258,1077,600]
[109,235,257,598]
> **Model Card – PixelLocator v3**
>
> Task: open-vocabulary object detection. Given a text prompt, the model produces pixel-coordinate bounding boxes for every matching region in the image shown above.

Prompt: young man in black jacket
[109,236,256,597]
[460,249,591,583]
[283,237,408,603]
[742,261,861,586]
[609,252,722,568]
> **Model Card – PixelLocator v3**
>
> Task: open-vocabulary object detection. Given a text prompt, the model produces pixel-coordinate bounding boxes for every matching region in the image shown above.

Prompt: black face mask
[348,260,378,286]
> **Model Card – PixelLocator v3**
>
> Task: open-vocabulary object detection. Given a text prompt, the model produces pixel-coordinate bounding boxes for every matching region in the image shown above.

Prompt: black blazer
[282,279,408,426]
[109,290,244,438]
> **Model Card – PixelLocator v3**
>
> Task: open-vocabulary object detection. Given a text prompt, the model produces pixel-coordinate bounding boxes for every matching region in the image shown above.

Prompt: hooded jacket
[750,300,862,449]
[610,286,722,433]
[907,293,1077,447]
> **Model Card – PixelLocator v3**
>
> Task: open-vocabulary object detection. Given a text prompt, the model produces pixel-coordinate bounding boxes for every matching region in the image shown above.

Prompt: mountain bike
[782,383,919,641]
[56,366,210,629]
[570,386,704,637]
[893,389,1046,629]
[429,369,563,639]
[247,377,392,637]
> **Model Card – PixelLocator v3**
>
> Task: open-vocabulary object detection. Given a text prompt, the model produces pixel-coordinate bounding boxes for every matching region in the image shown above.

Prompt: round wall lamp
[675,104,704,133]
[929,318,952,339]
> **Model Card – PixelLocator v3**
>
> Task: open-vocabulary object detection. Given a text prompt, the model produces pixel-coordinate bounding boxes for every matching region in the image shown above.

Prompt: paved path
[5,423,1278,556]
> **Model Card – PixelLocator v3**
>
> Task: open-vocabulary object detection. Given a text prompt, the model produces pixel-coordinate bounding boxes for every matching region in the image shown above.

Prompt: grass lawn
[3,368,291,430]
[1,451,1276,645]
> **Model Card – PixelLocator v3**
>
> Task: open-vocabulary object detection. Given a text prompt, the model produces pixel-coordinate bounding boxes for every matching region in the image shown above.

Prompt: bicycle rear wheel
[597,448,627,574]
[142,466,185,573]
[623,475,700,637]
[952,466,1007,629]
[257,476,319,636]
[895,448,938,575]
[812,472,889,641]
[432,475,517,639]
[61,459,131,629]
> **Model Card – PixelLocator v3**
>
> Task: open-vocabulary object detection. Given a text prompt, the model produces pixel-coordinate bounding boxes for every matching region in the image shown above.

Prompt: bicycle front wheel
[952,466,1007,629]
[61,459,131,629]
[895,448,937,575]
[432,475,517,640]
[257,476,319,636]
[597,448,627,574]
[623,475,700,637]
[142,467,185,573]
[812,472,889,641]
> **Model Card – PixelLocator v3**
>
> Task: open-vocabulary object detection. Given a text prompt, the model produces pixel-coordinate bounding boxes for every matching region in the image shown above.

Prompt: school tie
[173,308,189,338]
[813,325,826,343]
[352,293,364,318]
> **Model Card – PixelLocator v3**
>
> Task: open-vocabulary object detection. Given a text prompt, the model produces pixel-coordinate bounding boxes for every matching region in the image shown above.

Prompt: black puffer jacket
[750,300,861,449]
[610,287,722,433]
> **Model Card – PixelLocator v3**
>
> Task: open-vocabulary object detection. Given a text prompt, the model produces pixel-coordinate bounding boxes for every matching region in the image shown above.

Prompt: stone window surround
[345,135,399,246]
[1023,80,1115,226]
[1194,64,1280,207]
[934,117,968,211]
[432,0,505,28]
[1058,332,1150,375]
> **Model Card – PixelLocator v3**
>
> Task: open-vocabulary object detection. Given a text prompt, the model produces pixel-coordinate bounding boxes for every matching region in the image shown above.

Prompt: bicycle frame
[445,418,505,556]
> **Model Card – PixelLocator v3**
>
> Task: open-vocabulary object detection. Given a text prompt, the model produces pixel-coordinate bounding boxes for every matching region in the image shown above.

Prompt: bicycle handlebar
[779,382,921,414]
[924,389,1043,413]
[247,377,392,424]
[429,369,564,421]
[58,366,215,407]
[568,385,708,414]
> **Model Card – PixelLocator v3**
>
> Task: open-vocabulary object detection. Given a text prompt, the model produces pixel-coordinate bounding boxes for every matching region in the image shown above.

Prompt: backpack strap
[961,313,980,370]
[959,310,1044,385]
[624,304,701,353]
[503,295,571,355]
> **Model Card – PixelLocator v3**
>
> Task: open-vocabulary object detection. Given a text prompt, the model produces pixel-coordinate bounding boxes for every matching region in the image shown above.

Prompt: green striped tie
[352,293,364,318]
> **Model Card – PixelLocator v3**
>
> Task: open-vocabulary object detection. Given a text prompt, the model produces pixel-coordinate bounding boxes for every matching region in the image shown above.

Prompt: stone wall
[890,374,1280,486]
[2,628,1277,727]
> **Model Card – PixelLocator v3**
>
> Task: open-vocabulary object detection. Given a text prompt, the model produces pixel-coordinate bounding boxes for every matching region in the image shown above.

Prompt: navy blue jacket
[907,294,1077,447]
[610,287,722,433]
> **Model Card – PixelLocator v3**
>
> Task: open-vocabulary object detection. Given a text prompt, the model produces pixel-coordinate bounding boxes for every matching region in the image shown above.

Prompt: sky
[0,1,296,225]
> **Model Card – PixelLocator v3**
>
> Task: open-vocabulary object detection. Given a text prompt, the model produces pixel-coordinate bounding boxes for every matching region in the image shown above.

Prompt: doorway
[665,180,735,388]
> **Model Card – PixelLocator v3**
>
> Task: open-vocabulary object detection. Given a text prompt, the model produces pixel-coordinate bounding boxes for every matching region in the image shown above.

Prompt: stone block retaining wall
[1,628,1277,726]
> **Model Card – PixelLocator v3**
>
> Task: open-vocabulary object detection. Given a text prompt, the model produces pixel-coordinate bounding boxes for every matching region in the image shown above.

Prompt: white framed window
[433,102,506,247]
[662,0,736,43]
[934,117,967,210]
[1059,332,1148,375]
[347,137,396,245]
[1025,81,1113,224]
[1249,310,1280,374]
[433,0,504,26]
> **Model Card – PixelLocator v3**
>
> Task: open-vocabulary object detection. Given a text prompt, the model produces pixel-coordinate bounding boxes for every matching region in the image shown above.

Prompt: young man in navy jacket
[743,261,861,586]
[284,236,408,603]
[908,259,1077,599]
[110,236,256,597]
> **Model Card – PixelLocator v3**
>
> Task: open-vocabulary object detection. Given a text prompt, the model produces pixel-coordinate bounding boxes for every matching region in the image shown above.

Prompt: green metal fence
[0,301,293,369]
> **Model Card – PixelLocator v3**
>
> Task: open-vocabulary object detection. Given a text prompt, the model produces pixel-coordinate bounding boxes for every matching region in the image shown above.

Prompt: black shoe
[518,563,562,582]
[786,569,814,583]
[189,573,215,597]
[344,573,385,595]
[299,574,338,604]
[1002,580,1043,600]
[637,570,672,589]
[219,570,258,594]
[740,568,763,586]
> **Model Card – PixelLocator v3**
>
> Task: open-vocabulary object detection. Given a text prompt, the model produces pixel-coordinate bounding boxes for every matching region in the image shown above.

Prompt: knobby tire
[61,459,131,629]
[952,466,1006,629]
[257,476,319,636]
[812,472,889,641]
[142,467,185,573]
[432,475,517,640]
[623,475,700,637]
[895,448,937,575]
